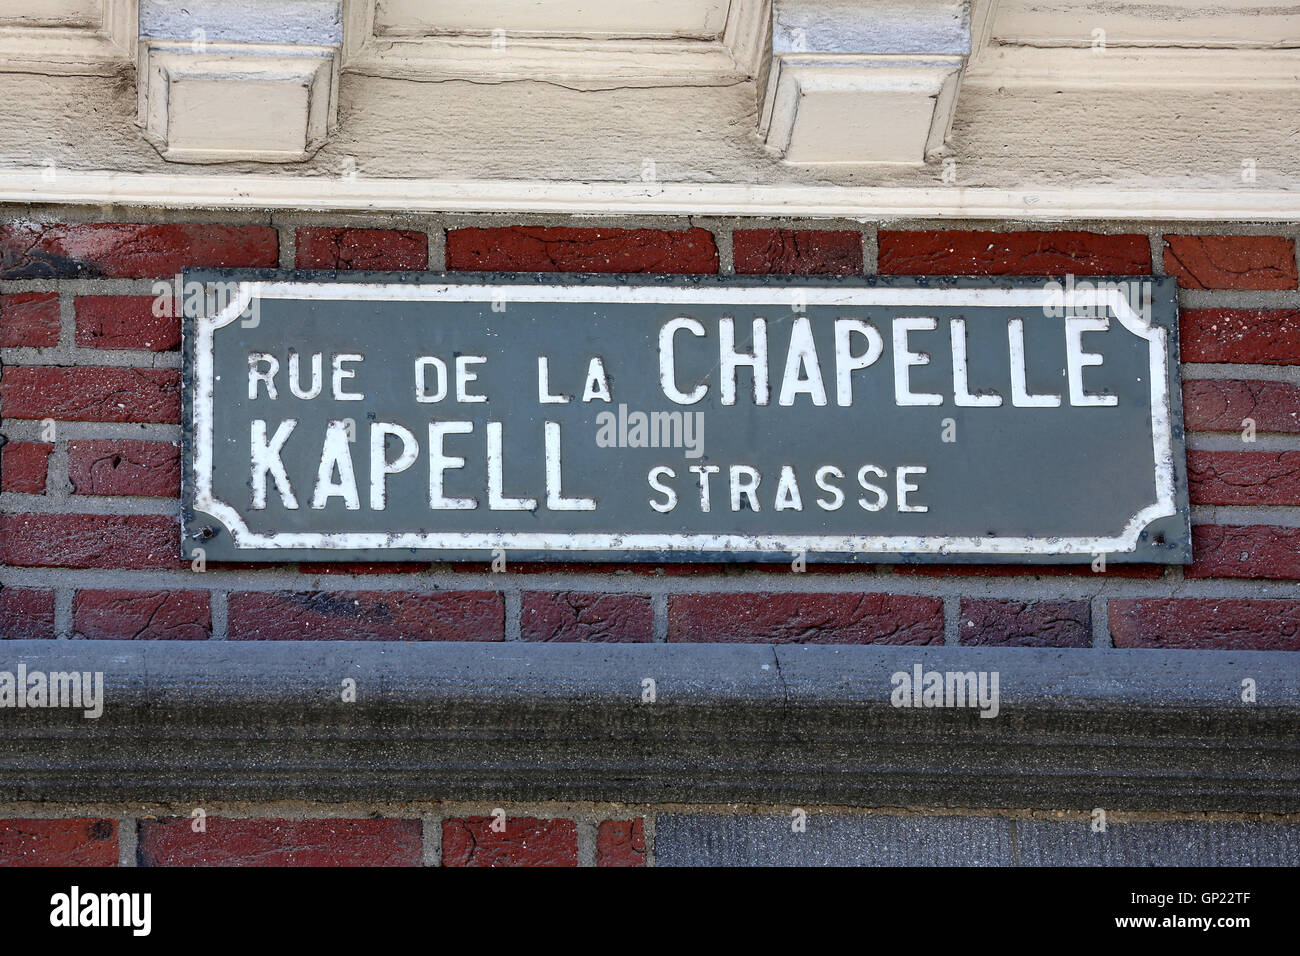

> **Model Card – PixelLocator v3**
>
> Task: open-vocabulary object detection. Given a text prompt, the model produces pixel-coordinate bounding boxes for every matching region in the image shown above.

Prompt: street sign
[182,273,1190,563]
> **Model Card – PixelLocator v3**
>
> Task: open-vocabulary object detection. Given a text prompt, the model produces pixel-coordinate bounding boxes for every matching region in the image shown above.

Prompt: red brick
[668,592,943,644]
[1110,598,1300,650]
[597,819,646,867]
[960,598,1091,647]
[446,226,718,273]
[521,591,653,642]
[0,588,56,639]
[1187,451,1300,505]
[137,818,421,867]
[0,819,118,866]
[1179,309,1300,365]
[75,295,179,351]
[892,563,1163,578]
[442,817,577,867]
[68,440,180,497]
[1163,235,1297,290]
[227,590,503,640]
[1,441,52,493]
[0,222,278,279]
[295,227,428,270]
[878,230,1151,276]
[74,590,211,640]
[733,229,863,274]
[0,292,59,348]
[0,514,183,569]
[1187,525,1300,580]
[0,367,180,422]
[1183,380,1300,434]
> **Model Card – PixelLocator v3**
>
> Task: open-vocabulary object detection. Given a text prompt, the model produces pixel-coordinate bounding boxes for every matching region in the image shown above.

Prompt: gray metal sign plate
[181,272,1190,564]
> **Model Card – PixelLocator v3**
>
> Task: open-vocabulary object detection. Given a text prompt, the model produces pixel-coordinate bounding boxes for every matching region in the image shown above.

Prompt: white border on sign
[191,282,1177,555]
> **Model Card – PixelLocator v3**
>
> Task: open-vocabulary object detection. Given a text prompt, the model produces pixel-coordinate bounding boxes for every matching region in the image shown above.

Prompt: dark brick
[446,226,718,273]
[733,229,862,274]
[0,367,180,422]
[1187,525,1300,580]
[1183,380,1300,434]
[74,590,211,640]
[0,514,184,569]
[226,590,504,641]
[1187,450,1300,505]
[1163,235,1297,290]
[1180,309,1300,365]
[0,222,278,279]
[667,592,943,644]
[295,227,428,270]
[68,440,180,497]
[878,230,1151,276]
[521,591,653,642]
[137,818,421,866]
[75,295,180,351]
[441,817,577,867]
[0,292,60,348]
[1110,598,1300,650]
[1,441,52,493]
[959,598,1092,647]
[0,588,56,639]
[1180,308,1300,369]
[597,819,646,867]
[0,819,118,866]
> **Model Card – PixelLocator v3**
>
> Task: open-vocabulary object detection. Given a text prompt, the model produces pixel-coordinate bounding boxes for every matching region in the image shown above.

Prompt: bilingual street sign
[182,272,1190,564]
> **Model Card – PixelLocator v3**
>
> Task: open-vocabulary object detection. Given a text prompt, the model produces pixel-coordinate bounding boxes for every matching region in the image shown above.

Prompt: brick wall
[0,807,644,867]
[2,212,1298,864]
[3,213,1297,649]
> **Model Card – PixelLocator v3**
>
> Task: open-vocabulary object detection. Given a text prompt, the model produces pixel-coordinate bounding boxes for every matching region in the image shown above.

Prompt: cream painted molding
[0,0,136,74]
[0,170,1296,221]
[133,4,343,164]
[758,0,970,164]
[0,0,1296,213]
[340,0,769,88]
[136,41,339,164]
[988,0,1300,48]
[965,45,1300,87]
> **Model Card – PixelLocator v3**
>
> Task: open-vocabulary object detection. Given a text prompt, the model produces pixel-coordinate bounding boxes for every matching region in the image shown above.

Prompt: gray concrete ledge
[653,815,1300,866]
[0,641,1296,809]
